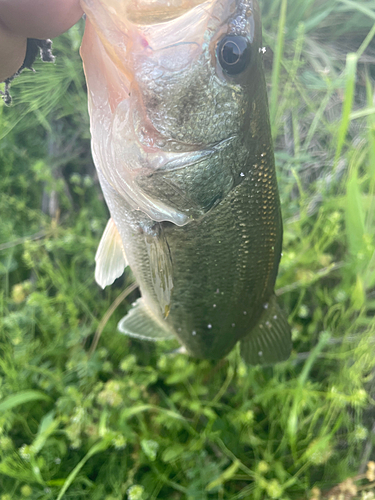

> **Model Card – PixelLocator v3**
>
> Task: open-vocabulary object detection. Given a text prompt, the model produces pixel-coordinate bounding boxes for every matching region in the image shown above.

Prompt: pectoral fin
[118,298,175,341]
[240,295,292,365]
[95,218,128,289]
[143,223,174,319]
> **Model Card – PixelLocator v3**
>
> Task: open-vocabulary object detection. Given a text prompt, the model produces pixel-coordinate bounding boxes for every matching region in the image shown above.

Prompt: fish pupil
[217,35,251,75]
[222,41,241,65]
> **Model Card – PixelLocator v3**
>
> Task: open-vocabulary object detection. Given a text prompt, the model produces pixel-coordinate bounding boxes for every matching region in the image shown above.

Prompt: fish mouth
[123,0,211,24]
[96,0,217,25]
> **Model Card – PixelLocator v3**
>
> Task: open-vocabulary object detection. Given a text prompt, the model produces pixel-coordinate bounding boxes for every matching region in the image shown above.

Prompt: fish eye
[216,35,251,75]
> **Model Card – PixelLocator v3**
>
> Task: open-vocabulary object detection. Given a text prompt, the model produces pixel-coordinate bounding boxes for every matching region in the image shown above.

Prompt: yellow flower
[367,462,375,482]
[310,487,321,499]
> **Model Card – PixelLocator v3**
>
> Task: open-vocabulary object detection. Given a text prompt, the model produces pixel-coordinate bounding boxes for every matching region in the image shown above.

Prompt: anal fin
[118,298,175,341]
[240,294,292,366]
[95,218,128,289]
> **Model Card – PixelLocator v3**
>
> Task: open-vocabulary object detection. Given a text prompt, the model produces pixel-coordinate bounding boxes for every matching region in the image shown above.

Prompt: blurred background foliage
[0,0,375,499]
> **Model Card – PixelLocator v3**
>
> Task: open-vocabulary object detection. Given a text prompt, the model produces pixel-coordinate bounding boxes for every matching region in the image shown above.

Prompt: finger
[0,26,26,81]
[0,0,84,39]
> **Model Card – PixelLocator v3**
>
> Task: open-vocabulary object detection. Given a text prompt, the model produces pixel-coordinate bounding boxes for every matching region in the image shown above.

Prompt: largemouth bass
[80,0,292,364]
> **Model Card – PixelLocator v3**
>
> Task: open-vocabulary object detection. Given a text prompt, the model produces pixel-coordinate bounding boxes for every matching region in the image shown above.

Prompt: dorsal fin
[95,218,128,289]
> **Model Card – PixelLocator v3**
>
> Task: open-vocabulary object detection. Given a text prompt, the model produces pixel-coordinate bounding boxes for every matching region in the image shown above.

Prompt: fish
[80,0,292,364]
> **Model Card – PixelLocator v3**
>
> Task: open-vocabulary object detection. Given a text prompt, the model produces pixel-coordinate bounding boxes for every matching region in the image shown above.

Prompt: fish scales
[81,0,292,363]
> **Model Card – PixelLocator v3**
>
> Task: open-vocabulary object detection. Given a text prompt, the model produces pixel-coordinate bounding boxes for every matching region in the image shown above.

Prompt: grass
[0,1,375,499]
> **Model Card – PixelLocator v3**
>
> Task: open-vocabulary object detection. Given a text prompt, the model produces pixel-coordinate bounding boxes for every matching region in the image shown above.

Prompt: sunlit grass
[0,1,374,499]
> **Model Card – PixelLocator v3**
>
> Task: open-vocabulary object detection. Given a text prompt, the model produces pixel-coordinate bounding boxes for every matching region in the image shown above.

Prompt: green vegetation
[0,1,374,498]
